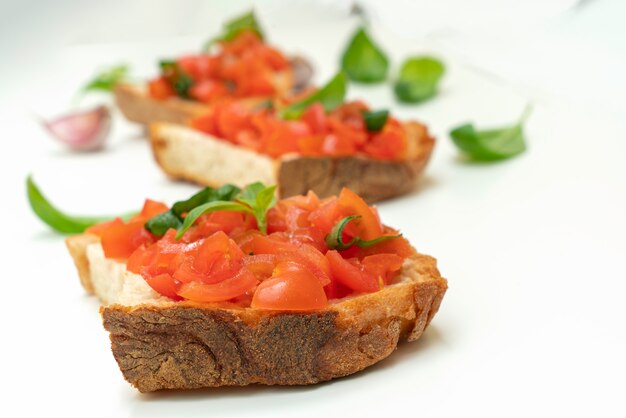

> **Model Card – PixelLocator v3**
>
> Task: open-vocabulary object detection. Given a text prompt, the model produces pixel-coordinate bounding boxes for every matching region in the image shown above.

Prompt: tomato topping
[251,268,327,310]
[147,31,290,103]
[188,99,411,161]
[177,268,258,303]
[326,250,379,293]
[90,189,410,310]
[337,188,383,240]
[148,77,175,100]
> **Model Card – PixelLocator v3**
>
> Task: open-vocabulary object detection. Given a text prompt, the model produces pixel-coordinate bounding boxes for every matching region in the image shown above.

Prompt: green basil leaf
[450,106,531,161]
[203,10,264,50]
[235,183,277,234]
[175,201,252,239]
[362,110,389,132]
[146,184,242,236]
[158,60,194,98]
[394,57,445,103]
[27,176,134,234]
[81,64,128,96]
[325,215,402,250]
[325,215,359,250]
[144,211,182,236]
[279,72,348,120]
[356,233,402,248]
[341,27,389,83]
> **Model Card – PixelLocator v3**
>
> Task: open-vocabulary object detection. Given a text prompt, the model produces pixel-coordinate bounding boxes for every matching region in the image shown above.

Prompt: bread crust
[149,122,434,203]
[67,235,446,392]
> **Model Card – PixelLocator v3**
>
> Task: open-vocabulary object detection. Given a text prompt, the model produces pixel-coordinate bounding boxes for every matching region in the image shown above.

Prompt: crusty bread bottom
[66,235,447,392]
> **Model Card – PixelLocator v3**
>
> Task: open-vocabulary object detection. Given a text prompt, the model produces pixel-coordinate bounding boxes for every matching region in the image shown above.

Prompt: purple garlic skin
[43,105,111,152]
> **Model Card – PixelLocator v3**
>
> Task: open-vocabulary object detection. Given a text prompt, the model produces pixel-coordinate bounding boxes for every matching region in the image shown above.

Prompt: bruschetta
[65,184,447,392]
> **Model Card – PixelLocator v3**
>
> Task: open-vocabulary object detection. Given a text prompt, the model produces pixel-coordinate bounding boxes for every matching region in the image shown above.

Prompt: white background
[1,0,625,417]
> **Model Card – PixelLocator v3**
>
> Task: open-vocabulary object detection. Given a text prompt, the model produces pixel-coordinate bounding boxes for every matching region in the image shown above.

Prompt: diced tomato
[148,77,175,100]
[189,111,218,136]
[301,103,328,134]
[138,199,169,219]
[308,197,341,234]
[297,134,325,155]
[177,268,258,303]
[243,254,276,280]
[362,253,404,285]
[177,55,220,80]
[364,118,407,160]
[337,188,383,240]
[326,250,379,293]
[144,273,183,300]
[190,79,229,103]
[321,133,357,156]
[85,218,124,236]
[97,218,155,260]
[251,269,327,311]
[324,279,352,300]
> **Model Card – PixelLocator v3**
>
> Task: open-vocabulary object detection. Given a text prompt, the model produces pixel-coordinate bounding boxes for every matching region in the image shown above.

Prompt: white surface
[1,1,625,417]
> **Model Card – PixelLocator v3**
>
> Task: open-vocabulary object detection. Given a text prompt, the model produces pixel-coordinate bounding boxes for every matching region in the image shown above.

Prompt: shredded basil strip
[26,176,135,234]
[159,60,194,98]
[174,183,277,239]
[279,72,348,120]
[341,26,389,83]
[325,215,402,250]
[394,56,445,104]
[81,64,129,96]
[145,184,242,236]
[362,110,389,132]
[203,10,264,50]
[450,105,531,161]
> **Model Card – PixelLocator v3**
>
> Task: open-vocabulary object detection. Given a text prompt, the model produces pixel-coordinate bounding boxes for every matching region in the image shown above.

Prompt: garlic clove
[42,106,111,152]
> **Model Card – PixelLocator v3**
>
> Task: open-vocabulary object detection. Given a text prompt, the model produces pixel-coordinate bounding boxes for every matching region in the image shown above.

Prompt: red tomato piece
[189,111,218,136]
[190,79,228,103]
[176,268,258,303]
[326,250,378,293]
[251,269,327,311]
[243,254,276,280]
[99,219,155,259]
[138,199,169,219]
[321,133,357,156]
[144,273,182,301]
[338,188,383,240]
[148,77,175,100]
[362,253,404,285]
[301,103,328,134]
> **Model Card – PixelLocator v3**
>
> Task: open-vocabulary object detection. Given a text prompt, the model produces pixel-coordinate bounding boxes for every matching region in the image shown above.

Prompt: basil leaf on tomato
[279,72,348,120]
[326,215,401,250]
[146,184,242,236]
[363,110,389,132]
[174,183,277,238]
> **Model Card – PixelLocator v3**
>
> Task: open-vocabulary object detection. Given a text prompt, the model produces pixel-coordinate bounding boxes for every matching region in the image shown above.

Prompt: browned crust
[68,234,446,392]
[101,253,446,392]
[114,84,209,126]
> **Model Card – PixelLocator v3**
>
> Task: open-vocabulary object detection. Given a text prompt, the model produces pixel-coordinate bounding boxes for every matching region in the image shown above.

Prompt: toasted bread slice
[66,234,447,392]
[149,122,435,203]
